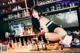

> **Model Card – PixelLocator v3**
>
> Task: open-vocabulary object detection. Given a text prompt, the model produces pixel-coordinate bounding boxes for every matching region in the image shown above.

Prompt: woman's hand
[38,29,45,36]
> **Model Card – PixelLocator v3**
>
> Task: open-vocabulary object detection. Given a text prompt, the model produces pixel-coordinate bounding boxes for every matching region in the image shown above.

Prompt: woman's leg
[45,27,67,42]
[45,33,61,42]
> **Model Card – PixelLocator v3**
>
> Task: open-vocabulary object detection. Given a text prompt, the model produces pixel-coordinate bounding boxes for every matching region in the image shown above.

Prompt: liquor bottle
[65,2,68,8]
[8,0,12,4]
[10,40,14,48]
[47,0,50,3]
[14,38,17,48]
[56,4,61,10]
[27,39,31,45]
[72,2,75,7]
[26,9,30,17]
[18,38,22,48]
[10,0,13,4]
[23,10,27,17]
[27,39,33,51]
[31,39,38,50]
[46,38,49,44]
[61,3,64,9]
[69,3,73,7]
[51,6,55,11]
[17,12,20,18]
[46,8,50,12]
[12,0,16,3]
[41,36,46,50]
[23,38,27,47]
[38,36,46,50]
[21,11,24,17]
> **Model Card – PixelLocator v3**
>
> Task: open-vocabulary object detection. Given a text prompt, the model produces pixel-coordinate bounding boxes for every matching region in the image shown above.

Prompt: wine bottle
[18,38,22,48]
[14,38,17,48]
[38,36,46,50]
[23,38,27,47]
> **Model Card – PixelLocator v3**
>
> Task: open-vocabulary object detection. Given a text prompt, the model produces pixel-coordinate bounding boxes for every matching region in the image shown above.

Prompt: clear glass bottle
[10,39,14,48]
[17,12,20,18]
[38,36,46,50]
[14,38,17,48]
[12,0,16,3]
[61,3,64,9]
[51,6,55,11]
[18,38,22,48]
[31,39,38,50]
[23,38,27,46]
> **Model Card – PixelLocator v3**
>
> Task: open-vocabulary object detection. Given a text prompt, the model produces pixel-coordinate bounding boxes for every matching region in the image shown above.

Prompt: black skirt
[47,22,59,32]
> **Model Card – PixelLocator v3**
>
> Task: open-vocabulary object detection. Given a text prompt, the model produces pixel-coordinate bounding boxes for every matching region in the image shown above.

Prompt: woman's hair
[28,8,33,16]
[28,7,39,16]
[30,8,40,32]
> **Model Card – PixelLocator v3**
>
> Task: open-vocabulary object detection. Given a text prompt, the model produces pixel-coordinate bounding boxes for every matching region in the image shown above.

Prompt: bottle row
[0,0,24,6]
[37,0,62,6]
[3,36,47,51]
[3,9,30,21]
[0,4,25,14]
[39,2,78,13]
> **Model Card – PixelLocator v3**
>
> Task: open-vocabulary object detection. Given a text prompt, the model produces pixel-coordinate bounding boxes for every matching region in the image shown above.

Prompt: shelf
[36,0,62,7]
[13,33,36,37]
[0,1,25,9]
[40,6,78,15]
[0,8,30,15]
[10,8,27,13]
[3,16,31,22]
[36,1,80,7]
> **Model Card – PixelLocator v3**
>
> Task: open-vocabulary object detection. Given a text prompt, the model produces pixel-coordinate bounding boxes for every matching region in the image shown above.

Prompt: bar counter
[0,43,80,53]
[1,48,80,53]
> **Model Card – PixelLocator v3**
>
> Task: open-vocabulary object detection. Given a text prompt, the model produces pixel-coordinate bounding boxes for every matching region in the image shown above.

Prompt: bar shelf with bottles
[0,0,26,15]
[40,6,78,15]
[3,15,31,21]
[34,0,80,7]
[0,0,30,21]
[0,0,30,22]
[37,2,79,15]
[35,0,63,6]
[3,9,30,21]
[0,0,25,8]
[0,8,29,15]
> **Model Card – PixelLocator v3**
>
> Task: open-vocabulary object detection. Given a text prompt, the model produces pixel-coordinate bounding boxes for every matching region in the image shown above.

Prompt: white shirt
[39,16,50,32]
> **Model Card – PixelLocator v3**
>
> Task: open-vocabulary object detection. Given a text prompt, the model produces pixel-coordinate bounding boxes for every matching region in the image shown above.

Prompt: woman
[32,9,67,42]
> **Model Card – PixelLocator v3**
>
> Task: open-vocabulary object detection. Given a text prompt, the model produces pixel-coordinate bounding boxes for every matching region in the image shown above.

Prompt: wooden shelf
[21,34,37,37]
[40,6,78,15]
[0,1,25,9]
[36,0,62,7]
[3,16,31,21]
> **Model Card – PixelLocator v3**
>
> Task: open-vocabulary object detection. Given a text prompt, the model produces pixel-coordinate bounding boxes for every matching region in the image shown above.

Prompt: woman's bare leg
[45,33,61,41]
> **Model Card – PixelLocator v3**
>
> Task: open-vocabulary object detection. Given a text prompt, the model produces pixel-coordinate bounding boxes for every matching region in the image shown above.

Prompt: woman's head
[32,9,40,19]
[29,8,40,20]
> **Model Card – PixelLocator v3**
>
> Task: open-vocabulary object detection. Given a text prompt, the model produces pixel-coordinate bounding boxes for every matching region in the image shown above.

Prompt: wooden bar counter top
[0,43,80,53]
